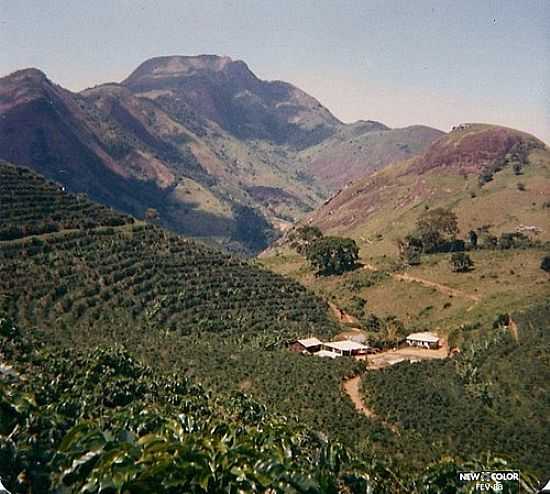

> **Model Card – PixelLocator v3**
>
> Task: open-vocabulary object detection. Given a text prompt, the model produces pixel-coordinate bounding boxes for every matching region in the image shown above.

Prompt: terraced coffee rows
[0,161,133,240]
[0,224,335,338]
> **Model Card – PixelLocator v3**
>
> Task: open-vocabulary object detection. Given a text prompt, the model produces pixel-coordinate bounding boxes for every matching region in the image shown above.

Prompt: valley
[1,49,549,493]
[0,58,442,253]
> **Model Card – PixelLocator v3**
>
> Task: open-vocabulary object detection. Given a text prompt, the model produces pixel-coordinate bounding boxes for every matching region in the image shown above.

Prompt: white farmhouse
[405,332,440,349]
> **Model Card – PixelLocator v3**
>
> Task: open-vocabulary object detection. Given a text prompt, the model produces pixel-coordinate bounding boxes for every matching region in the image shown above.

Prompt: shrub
[450,253,474,272]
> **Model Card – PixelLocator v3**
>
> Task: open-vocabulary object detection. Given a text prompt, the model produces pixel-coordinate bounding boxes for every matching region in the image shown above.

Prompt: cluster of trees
[397,208,467,268]
[289,226,360,276]
[398,207,543,271]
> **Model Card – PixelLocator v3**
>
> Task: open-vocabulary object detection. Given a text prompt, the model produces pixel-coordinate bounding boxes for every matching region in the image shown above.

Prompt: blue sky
[1,0,549,142]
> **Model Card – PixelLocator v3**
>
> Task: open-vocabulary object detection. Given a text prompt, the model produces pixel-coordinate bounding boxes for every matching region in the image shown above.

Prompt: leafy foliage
[0,222,337,341]
[288,225,324,255]
[450,252,474,272]
[415,207,459,253]
[305,237,359,276]
[0,162,133,240]
[361,303,550,477]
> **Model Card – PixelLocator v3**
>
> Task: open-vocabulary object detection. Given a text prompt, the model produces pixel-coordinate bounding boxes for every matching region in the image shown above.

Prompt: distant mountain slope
[123,55,342,147]
[0,57,444,252]
[305,124,550,249]
[0,67,325,252]
[299,121,444,190]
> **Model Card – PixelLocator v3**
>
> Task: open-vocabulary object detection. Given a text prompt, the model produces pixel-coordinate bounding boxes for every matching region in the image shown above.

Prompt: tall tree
[416,207,459,252]
[305,236,359,276]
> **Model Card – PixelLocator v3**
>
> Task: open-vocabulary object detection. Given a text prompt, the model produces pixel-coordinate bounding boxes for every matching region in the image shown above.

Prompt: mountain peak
[122,54,341,146]
[123,54,240,83]
[1,67,50,87]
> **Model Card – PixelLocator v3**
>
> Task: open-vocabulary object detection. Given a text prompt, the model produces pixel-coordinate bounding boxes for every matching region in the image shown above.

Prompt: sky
[1,0,549,142]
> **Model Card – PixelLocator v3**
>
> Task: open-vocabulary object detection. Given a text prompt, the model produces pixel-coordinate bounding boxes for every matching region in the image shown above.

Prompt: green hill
[0,161,335,341]
[264,124,550,336]
[0,161,134,240]
[1,160,547,491]
[361,302,550,476]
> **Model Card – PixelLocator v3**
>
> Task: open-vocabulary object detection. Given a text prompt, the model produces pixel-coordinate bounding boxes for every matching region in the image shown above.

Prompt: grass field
[261,247,550,341]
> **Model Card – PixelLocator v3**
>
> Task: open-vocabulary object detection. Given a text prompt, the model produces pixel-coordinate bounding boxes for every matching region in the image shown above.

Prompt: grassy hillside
[298,122,444,190]
[260,125,550,478]
[264,124,550,337]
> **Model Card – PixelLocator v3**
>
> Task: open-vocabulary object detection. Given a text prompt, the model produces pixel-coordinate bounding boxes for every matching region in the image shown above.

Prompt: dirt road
[342,375,376,418]
[341,342,449,432]
[342,375,399,433]
[393,273,480,302]
[329,302,358,325]
[364,262,480,309]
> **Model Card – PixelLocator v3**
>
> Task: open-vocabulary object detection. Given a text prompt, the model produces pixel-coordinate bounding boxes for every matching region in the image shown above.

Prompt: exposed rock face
[123,55,342,147]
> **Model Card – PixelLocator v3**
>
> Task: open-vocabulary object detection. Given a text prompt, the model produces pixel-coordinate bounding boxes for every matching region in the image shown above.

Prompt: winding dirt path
[341,341,449,432]
[342,375,399,433]
[329,302,358,325]
[393,272,480,302]
[363,262,480,309]
[342,375,376,418]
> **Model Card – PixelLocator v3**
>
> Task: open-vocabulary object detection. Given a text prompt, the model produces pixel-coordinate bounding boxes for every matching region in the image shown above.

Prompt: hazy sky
[1,0,549,142]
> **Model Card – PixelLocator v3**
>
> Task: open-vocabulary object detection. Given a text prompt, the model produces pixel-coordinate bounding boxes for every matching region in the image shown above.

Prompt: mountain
[298,121,445,190]
[0,57,442,252]
[0,66,330,252]
[304,124,550,244]
[122,55,342,148]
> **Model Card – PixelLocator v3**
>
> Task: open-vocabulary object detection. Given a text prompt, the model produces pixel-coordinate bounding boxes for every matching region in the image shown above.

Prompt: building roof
[297,337,322,348]
[314,350,341,359]
[324,340,370,352]
[406,332,440,343]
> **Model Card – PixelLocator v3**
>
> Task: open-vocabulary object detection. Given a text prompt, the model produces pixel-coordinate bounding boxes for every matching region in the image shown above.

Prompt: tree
[450,252,474,273]
[416,208,459,253]
[397,235,423,265]
[289,225,323,254]
[541,255,550,272]
[467,230,478,249]
[144,208,160,222]
[305,236,359,276]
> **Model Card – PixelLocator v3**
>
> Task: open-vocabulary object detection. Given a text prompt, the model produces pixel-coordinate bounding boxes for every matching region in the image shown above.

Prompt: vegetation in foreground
[361,302,550,477]
[1,159,548,491]
[0,318,540,493]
